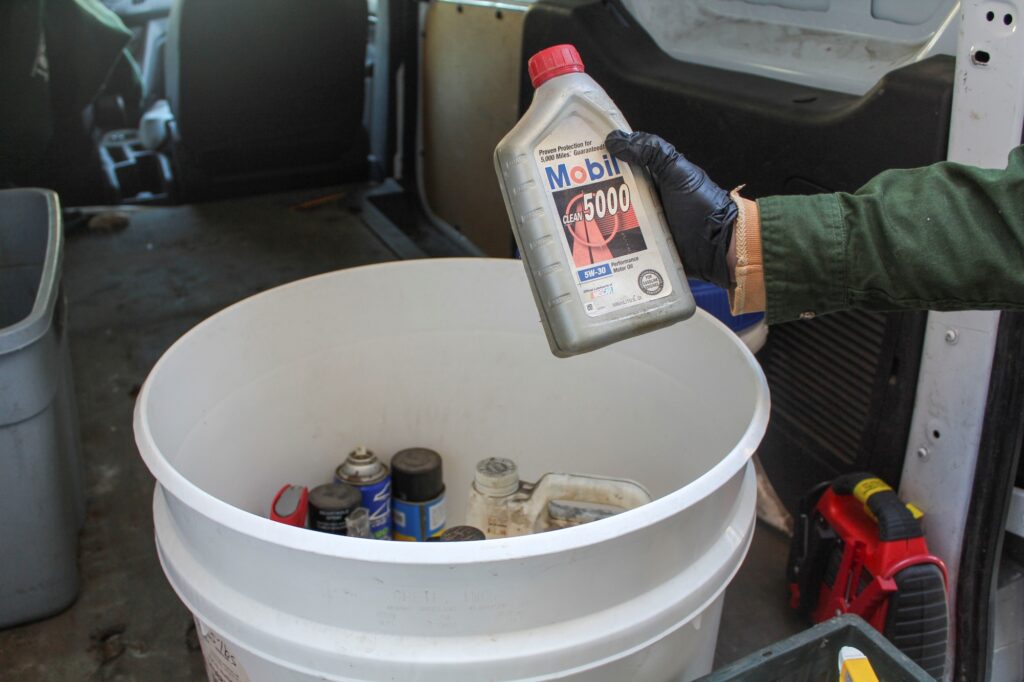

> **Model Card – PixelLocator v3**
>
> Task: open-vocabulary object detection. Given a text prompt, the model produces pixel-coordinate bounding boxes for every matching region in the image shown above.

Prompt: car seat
[156,0,369,200]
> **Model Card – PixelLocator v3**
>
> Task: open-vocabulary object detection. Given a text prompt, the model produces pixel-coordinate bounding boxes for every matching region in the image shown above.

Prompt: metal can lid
[336,446,388,486]
[391,448,444,502]
[440,525,486,542]
[474,457,519,497]
[308,482,361,511]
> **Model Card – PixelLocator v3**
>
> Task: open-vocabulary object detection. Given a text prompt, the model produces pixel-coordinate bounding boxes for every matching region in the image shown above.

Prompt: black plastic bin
[698,615,935,681]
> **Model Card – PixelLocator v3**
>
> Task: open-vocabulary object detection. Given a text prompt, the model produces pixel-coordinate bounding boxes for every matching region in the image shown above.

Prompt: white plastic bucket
[134,258,769,682]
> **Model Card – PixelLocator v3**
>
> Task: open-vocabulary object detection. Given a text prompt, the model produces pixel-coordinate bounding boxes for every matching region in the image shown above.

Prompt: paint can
[390,448,445,541]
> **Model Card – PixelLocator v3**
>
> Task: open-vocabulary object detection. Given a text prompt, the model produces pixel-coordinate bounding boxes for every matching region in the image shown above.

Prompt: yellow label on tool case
[852,478,924,523]
[852,478,892,505]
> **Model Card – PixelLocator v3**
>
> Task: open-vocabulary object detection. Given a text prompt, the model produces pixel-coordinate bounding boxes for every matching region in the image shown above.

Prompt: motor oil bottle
[464,457,652,538]
[494,44,695,357]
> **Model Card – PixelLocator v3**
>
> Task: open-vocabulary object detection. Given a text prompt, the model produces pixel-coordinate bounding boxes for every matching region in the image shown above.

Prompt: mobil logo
[545,154,622,190]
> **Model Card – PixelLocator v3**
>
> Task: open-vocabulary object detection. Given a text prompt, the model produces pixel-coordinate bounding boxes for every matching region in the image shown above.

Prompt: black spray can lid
[391,448,444,502]
[308,482,361,512]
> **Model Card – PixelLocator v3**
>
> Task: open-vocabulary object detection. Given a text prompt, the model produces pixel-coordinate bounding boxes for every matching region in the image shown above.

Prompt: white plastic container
[134,258,769,682]
[466,457,653,538]
[495,44,695,357]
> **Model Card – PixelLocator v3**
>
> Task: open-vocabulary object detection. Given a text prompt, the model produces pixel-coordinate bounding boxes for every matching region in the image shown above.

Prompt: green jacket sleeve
[757,146,1024,324]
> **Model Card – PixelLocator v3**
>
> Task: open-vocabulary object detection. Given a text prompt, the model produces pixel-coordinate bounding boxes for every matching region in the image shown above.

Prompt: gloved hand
[605,130,737,289]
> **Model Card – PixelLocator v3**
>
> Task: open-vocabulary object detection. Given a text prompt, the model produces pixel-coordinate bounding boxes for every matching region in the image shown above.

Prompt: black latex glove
[605,130,737,289]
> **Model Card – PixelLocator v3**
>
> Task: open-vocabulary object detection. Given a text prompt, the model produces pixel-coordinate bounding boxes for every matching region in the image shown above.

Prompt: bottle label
[536,116,673,317]
[335,475,393,540]
[392,494,446,542]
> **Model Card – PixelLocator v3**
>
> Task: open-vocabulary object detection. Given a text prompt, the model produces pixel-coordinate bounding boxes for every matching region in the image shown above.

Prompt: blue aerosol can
[334,446,391,540]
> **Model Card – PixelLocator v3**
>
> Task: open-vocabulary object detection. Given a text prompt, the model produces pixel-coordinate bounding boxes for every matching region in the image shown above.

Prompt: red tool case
[787,472,948,679]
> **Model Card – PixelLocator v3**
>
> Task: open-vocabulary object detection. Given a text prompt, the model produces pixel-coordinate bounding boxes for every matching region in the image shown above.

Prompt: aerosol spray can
[307,483,361,536]
[391,448,446,541]
[334,446,391,539]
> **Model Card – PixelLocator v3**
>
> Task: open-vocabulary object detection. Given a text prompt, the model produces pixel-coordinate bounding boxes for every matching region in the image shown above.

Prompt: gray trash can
[0,188,84,628]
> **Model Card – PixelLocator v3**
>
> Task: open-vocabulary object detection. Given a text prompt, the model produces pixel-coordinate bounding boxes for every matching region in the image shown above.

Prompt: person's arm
[744,147,1024,322]
[607,131,1024,325]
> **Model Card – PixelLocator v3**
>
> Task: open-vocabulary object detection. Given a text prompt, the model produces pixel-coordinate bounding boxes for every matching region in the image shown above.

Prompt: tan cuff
[728,190,766,315]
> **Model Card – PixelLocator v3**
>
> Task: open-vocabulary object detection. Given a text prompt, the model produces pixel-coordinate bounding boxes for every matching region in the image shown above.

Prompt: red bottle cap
[528,44,584,88]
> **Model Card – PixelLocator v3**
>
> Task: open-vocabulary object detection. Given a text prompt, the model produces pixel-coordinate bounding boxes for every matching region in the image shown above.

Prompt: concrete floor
[0,186,804,680]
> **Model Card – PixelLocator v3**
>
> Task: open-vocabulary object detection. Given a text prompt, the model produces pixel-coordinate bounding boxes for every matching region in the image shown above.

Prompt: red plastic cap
[528,44,584,88]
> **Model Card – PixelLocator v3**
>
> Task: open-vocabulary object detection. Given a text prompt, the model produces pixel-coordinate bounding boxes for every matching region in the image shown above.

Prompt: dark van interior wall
[521,0,955,509]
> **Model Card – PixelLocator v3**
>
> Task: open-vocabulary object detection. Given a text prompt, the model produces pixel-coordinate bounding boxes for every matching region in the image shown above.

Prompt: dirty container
[0,188,84,628]
[135,258,770,681]
[465,460,654,538]
[697,614,934,681]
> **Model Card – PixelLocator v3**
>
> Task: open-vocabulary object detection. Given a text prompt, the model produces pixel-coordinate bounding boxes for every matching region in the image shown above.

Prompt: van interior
[1,1,1021,680]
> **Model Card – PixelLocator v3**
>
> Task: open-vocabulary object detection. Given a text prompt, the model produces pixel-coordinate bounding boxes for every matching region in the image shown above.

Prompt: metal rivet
[799,311,816,320]
[945,329,959,345]
[917,447,929,460]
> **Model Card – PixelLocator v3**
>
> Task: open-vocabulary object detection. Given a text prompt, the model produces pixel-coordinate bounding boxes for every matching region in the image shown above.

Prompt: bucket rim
[133,258,770,565]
